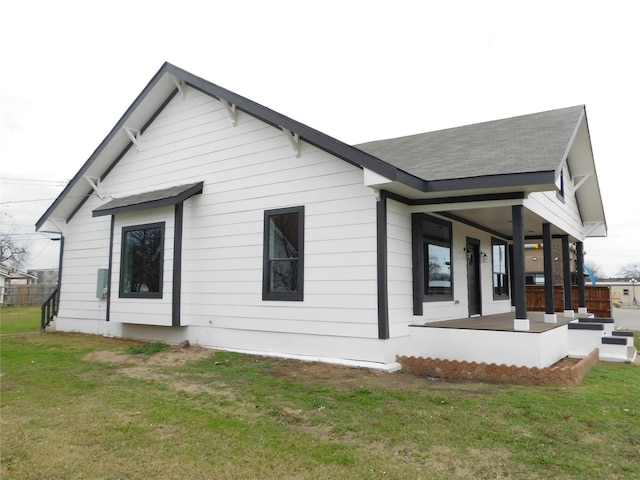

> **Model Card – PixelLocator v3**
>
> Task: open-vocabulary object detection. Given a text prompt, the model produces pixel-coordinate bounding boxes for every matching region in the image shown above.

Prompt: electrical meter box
[97,269,108,299]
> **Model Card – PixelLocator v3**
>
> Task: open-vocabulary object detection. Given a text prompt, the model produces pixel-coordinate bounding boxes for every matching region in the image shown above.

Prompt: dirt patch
[84,344,216,366]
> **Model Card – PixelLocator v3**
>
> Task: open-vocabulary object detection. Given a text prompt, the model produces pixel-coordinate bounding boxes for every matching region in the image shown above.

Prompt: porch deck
[414,311,587,333]
[405,312,592,368]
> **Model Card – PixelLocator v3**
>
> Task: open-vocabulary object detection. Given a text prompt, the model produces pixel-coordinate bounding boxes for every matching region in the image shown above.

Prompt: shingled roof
[355,105,585,182]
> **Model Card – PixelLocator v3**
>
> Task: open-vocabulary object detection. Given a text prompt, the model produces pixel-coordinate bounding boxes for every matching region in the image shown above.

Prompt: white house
[37,63,614,370]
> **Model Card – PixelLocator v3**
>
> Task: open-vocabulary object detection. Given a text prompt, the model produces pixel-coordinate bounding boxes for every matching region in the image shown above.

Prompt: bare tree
[0,232,30,269]
[617,262,640,279]
[584,261,605,280]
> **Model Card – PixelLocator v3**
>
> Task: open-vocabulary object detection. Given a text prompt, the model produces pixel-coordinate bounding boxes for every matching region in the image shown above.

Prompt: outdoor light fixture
[631,278,638,305]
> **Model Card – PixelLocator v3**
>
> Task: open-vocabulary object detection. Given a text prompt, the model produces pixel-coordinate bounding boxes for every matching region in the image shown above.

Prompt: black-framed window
[119,222,165,298]
[421,215,453,301]
[492,238,509,299]
[262,206,304,301]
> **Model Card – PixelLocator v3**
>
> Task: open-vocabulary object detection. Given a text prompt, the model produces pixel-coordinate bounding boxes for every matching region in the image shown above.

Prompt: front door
[466,238,481,316]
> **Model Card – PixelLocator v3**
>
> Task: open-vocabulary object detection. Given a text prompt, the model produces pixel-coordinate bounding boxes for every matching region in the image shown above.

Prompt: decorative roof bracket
[584,222,603,236]
[83,175,107,200]
[122,126,142,151]
[282,128,300,158]
[169,74,187,99]
[220,99,238,126]
[573,174,592,191]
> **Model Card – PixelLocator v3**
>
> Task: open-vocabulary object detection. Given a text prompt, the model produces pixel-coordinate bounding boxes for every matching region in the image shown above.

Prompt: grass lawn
[1,307,639,479]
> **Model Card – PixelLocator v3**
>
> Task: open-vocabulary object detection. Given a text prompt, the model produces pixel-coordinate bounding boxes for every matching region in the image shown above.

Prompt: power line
[1,177,69,185]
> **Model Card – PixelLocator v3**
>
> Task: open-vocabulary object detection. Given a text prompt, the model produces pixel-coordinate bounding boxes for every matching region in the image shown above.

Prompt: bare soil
[83,343,502,395]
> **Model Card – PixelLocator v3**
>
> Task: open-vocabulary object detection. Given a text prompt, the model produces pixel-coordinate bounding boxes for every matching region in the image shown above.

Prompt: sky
[1,0,639,277]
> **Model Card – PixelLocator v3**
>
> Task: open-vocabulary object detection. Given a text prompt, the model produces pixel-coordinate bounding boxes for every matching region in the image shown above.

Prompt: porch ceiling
[410,202,568,241]
[439,205,561,240]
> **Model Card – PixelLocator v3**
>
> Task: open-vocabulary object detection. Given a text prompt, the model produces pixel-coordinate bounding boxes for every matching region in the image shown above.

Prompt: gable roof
[36,63,605,236]
[36,62,414,231]
[356,106,585,182]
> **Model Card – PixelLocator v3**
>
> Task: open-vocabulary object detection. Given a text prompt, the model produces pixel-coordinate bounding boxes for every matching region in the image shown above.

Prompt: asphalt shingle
[355,105,584,182]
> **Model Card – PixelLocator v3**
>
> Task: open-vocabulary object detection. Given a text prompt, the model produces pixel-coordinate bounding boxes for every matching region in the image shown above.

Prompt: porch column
[576,241,587,314]
[542,223,557,323]
[561,236,574,317]
[511,205,529,330]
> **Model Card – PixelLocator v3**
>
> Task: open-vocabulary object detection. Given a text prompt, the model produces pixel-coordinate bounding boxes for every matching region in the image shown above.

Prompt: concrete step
[600,336,635,362]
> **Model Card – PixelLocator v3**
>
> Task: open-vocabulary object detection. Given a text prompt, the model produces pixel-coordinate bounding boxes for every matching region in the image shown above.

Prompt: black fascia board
[164,63,419,188]
[36,63,174,230]
[92,182,204,217]
[421,171,556,193]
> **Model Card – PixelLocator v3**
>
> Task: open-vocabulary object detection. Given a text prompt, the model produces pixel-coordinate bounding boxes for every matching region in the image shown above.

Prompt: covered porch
[404,312,591,368]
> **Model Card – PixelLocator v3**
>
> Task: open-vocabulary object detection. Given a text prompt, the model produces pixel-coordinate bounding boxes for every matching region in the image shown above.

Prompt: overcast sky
[1,0,638,277]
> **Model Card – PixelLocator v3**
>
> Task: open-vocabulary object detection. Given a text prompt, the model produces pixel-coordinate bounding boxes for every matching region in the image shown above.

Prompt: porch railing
[41,288,59,331]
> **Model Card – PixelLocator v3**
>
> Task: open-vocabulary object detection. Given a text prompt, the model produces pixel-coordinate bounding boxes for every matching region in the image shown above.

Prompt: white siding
[62,85,381,347]
[109,207,175,326]
[386,199,413,336]
[525,163,585,240]
[57,194,111,322]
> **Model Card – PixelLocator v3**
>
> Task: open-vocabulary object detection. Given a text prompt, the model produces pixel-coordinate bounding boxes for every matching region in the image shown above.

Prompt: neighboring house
[599,278,639,307]
[36,63,610,370]
[0,264,38,304]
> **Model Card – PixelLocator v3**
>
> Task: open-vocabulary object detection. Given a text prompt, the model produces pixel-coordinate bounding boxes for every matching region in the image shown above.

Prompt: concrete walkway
[612,306,640,331]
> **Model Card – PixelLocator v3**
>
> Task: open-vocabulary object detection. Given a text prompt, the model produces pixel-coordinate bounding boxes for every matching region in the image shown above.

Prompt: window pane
[426,243,452,296]
[263,207,304,300]
[122,225,163,294]
[270,259,299,292]
[269,214,299,260]
[493,244,506,274]
[492,241,509,297]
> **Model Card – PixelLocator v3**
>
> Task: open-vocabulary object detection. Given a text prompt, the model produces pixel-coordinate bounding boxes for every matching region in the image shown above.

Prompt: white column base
[544,313,558,323]
[563,310,575,318]
[514,318,530,331]
[578,307,588,315]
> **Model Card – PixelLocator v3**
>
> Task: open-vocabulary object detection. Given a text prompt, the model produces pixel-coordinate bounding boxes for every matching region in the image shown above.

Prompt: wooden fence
[1,284,58,306]
[526,285,611,318]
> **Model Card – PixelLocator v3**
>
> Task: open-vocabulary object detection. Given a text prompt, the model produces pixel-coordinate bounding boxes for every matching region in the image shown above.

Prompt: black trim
[561,235,572,312]
[411,214,424,316]
[376,193,389,339]
[387,191,526,206]
[491,237,509,300]
[612,331,634,337]
[568,322,603,330]
[601,336,627,345]
[422,171,555,193]
[36,64,178,230]
[38,61,565,232]
[412,213,454,312]
[542,223,555,314]
[119,222,165,299]
[580,317,614,323]
[101,90,179,183]
[262,206,305,301]
[106,217,114,321]
[66,191,93,224]
[93,182,203,217]
[576,241,586,309]
[172,203,183,326]
[466,237,481,317]
[511,205,527,319]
